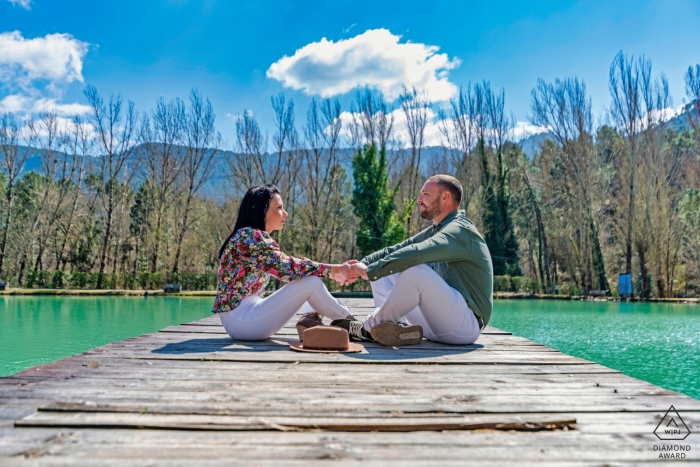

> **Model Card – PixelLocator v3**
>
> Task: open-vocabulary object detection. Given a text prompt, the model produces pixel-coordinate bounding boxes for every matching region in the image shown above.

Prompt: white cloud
[508,121,550,141]
[0,31,92,119]
[0,94,91,116]
[0,31,89,85]
[31,98,91,116]
[267,29,460,102]
[336,108,445,148]
[335,109,551,148]
[0,94,30,112]
[8,0,31,9]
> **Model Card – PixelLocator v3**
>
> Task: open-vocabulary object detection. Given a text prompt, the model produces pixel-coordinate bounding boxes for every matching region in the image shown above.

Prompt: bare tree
[84,85,139,278]
[438,84,479,213]
[531,76,608,293]
[139,96,186,273]
[348,88,394,148]
[399,86,430,236]
[172,89,221,273]
[296,98,346,259]
[685,64,700,135]
[226,112,267,190]
[57,117,91,270]
[0,113,30,278]
[609,52,644,290]
[270,93,296,187]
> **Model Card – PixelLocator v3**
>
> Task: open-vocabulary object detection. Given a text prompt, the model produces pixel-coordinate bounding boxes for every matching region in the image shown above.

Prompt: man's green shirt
[360,210,494,326]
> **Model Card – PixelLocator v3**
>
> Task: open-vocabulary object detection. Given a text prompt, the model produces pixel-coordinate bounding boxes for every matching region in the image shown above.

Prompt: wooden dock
[1,298,698,465]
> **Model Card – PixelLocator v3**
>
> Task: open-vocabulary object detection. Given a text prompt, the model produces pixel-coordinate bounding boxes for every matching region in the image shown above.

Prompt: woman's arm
[241,228,344,282]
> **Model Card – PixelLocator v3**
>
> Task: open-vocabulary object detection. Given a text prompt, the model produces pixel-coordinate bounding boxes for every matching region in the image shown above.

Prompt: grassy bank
[0,288,696,303]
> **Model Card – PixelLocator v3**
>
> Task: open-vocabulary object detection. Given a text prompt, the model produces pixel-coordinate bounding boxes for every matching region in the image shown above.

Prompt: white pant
[218,276,350,341]
[365,264,483,345]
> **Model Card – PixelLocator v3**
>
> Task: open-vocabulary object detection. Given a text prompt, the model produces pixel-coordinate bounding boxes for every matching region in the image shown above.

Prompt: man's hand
[329,261,359,285]
[351,262,369,280]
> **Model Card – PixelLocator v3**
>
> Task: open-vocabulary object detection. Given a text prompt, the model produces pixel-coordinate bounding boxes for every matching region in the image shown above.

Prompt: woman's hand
[329,262,359,285]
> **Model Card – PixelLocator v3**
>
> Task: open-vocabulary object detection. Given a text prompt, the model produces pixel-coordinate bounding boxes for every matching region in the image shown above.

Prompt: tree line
[0,51,699,297]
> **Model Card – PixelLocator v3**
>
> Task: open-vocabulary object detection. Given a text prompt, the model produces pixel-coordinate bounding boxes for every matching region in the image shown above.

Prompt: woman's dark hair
[218,184,281,259]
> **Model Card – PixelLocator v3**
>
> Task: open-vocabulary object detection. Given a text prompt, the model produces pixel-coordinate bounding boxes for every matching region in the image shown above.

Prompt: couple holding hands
[212,174,493,347]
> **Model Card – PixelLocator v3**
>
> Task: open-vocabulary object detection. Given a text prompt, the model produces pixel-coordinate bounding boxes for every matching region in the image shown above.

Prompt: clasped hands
[329,260,370,286]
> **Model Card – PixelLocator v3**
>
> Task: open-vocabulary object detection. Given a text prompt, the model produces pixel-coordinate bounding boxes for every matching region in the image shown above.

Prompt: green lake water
[0,296,698,400]
[0,296,212,377]
[489,299,700,400]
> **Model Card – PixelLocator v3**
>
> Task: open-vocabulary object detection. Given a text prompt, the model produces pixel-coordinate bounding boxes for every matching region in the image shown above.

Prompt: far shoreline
[0,288,697,304]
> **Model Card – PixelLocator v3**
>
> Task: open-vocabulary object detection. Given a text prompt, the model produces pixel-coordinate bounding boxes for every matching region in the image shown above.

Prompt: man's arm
[360,227,430,266]
[364,226,473,281]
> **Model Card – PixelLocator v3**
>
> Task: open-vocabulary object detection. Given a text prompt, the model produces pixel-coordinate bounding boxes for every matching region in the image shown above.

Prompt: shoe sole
[370,323,423,347]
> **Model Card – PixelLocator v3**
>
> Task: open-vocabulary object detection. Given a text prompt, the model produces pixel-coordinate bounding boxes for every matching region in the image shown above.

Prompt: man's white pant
[365,264,483,345]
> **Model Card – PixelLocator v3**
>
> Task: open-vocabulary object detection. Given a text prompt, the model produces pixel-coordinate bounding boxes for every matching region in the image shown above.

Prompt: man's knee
[397,264,433,281]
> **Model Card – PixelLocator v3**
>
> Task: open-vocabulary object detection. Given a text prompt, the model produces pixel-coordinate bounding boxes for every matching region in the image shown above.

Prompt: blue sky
[1,0,699,145]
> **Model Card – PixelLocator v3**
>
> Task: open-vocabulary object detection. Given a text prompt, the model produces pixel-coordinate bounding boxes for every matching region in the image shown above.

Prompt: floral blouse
[212,227,331,313]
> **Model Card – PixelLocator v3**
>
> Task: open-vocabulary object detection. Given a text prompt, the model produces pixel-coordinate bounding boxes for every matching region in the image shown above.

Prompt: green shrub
[26,270,51,288]
[121,274,137,290]
[493,275,512,292]
[71,272,89,288]
[519,277,541,294]
[51,270,69,289]
[510,276,522,293]
[168,272,217,291]
[559,281,580,296]
[150,272,163,290]
[25,270,38,288]
[138,272,150,290]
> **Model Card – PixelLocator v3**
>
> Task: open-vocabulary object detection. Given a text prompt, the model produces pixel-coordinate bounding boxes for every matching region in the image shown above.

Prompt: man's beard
[420,199,441,220]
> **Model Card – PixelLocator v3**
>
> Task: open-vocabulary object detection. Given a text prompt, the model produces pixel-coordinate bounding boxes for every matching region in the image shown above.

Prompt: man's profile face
[417,180,443,221]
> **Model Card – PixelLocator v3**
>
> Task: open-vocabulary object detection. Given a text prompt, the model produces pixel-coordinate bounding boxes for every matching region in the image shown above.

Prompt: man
[332,174,493,347]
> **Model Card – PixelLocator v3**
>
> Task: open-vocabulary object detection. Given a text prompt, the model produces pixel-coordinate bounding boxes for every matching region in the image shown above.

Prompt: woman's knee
[290,275,323,289]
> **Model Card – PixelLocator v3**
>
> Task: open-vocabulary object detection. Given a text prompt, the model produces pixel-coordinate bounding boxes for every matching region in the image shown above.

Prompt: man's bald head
[427,174,462,207]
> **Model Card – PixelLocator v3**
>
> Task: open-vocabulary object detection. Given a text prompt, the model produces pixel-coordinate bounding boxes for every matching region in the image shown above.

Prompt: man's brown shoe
[296,312,324,341]
[370,322,423,346]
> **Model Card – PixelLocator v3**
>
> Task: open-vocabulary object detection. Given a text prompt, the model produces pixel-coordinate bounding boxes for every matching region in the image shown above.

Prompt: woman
[213,184,357,341]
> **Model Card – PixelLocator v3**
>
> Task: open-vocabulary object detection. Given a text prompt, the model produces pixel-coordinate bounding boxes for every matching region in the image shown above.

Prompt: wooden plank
[14,410,700,434]
[0,378,675,397]
[11,357,624,376]
[16,411,577,432]
[2,428,698,463]
[4,393,698,415]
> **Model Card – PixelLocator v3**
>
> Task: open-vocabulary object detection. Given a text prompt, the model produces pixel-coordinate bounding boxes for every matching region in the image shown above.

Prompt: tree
[399,86,430,236]
[139,96,186,272]
[531,76,608,293]
[609,52,643,296]
[351,144,405,257]
[0,113,30,279]
[84,85,139,282]
[172,89,220,273]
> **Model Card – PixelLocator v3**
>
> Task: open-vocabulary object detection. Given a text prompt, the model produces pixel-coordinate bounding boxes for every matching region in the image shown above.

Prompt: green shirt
[361,210,494,326]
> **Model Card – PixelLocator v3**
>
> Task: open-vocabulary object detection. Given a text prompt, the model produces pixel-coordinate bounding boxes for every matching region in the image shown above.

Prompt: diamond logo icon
[654,406,691,440]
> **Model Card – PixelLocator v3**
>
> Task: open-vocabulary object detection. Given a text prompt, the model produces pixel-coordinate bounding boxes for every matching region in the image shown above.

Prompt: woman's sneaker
[329,318,375,342]
[370,322,423,346]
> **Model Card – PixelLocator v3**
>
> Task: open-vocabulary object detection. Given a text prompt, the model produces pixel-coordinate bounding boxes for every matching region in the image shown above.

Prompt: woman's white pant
[365,264,483,345]
[218,276,350,341]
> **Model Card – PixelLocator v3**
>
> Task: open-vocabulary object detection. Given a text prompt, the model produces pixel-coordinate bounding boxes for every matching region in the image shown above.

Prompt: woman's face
[265,193,288,233]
